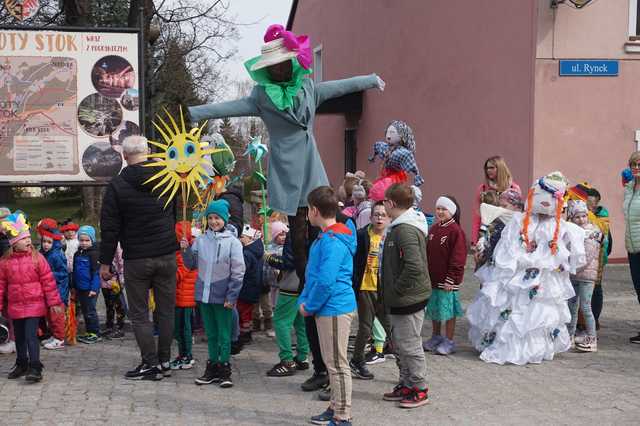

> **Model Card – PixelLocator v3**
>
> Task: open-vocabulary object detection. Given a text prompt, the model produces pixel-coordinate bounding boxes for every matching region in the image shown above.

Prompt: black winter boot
[8,360,29,379]
[195,360,220,385]
[25,364,43,383]
[219,362,233,388]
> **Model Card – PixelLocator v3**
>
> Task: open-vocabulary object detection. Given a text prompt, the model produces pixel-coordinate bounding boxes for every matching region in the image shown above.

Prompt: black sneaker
[195,360,220,385]
[349,359,374,380]
[231,340,243,355]
[109,328,125,339]
[219,362,233,388]
[125,363,163,381]
[25,366,43,383]
[294,358,309,371]
[630,333,640,344]
[266,361,297,377]
[364,349,386,365]
[301,371,329,392]
[8,362,29,379]
[160,362,172,377]
[318,385,331,402]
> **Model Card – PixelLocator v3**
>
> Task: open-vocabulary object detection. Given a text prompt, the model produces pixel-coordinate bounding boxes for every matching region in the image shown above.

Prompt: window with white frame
[629,0,640,39]
[313,45,323,82]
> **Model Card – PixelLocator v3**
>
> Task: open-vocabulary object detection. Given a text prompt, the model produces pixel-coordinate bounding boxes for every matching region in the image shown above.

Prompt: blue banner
[559,60,618,76]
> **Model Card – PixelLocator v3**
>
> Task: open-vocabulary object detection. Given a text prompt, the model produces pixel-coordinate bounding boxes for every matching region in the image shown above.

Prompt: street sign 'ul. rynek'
[559,60,619,77]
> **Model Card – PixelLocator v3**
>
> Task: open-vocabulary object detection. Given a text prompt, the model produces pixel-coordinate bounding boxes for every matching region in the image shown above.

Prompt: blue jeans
[568,279,596,337]
[78,290,99,334]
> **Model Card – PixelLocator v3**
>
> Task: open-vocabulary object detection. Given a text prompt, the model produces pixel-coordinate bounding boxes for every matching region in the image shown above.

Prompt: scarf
[244,57,312,111]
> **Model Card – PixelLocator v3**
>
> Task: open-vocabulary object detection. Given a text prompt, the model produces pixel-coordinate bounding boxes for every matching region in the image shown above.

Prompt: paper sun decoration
[144,106,226,208]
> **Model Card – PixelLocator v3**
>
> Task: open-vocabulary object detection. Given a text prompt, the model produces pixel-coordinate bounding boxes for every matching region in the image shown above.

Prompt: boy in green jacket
[380,184,431,409]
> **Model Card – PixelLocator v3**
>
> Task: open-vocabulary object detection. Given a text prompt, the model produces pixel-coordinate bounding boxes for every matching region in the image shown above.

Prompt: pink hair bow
[264,24,312,69]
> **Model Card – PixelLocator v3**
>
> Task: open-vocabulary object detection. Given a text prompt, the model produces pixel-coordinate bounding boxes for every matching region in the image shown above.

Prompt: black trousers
[102,288,126,330]
[124,253,177,365]
[14,317,41,368]
[289,207,325,374]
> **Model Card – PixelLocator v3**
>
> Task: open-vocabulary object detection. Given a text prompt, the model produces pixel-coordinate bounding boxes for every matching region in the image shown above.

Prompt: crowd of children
[0,154,623,425]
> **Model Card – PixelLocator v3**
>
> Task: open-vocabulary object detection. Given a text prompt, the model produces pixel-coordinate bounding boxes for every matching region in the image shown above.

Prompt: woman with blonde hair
[624,151,640,343]
[471,156,521,244]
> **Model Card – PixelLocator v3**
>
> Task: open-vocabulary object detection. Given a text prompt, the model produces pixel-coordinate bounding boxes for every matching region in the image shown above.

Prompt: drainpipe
[635,130,640,151]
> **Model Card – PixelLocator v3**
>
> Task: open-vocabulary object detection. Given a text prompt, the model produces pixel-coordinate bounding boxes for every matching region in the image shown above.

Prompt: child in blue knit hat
[73,225,102,344]
[182,199,245,388]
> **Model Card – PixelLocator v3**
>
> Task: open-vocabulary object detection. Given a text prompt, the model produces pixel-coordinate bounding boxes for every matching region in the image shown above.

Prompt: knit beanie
[78,225,96,244]
[567,200,588,219]
[204,199,230,224]
[270,220,289,241]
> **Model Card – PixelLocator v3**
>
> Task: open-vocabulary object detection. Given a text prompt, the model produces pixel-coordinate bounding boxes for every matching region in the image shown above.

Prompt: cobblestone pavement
[1,263,639,425]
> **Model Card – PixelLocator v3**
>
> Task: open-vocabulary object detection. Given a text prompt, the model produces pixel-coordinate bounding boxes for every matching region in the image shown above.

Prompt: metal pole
[137,5,146,138]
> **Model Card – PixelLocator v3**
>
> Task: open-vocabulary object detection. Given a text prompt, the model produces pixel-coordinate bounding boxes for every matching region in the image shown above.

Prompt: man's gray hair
[122,135,149,156]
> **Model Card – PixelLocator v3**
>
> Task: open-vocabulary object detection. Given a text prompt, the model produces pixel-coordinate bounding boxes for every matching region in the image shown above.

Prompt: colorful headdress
[1,213,30,245]
[521,171,568,255]
[36,218,63,241]
[250,24,312,71]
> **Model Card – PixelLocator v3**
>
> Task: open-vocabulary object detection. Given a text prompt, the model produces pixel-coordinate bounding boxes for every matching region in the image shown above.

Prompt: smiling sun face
[144,107,225,208]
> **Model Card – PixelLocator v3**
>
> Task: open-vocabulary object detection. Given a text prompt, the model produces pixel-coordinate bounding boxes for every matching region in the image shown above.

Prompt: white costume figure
[466,172,586,365]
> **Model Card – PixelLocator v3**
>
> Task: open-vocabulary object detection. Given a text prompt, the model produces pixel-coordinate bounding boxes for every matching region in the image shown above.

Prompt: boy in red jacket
[170,221,198,370]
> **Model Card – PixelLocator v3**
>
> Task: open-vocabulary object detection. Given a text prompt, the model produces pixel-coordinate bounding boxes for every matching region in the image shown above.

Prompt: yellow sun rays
[142,106,226,209]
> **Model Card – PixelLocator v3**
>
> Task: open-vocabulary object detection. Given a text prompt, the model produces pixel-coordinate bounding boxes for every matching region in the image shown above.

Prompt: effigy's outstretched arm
[314,74,381,107]
[188,89,260,122]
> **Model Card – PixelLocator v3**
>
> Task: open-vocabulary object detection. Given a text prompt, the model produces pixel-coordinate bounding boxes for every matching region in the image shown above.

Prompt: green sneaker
[80,333,101,344]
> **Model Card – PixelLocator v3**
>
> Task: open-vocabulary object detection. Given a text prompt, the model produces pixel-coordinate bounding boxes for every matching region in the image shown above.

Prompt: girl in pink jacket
[0,214,63,383]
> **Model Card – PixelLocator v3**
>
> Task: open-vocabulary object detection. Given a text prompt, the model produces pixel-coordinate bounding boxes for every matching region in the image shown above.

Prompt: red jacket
[175,221,197,308]
[0,250,63,319]
[427,219,467,291]
[176,251,197,308]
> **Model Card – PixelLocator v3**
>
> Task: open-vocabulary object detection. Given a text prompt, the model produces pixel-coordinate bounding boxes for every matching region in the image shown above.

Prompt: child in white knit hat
[567,200,603,352]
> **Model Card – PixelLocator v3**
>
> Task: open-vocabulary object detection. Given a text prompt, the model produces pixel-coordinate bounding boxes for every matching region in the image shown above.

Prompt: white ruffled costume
[467,172,586,365]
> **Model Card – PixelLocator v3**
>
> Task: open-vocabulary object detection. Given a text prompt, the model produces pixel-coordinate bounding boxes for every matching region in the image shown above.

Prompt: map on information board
[0,56,78,174]
[0,29,139,183]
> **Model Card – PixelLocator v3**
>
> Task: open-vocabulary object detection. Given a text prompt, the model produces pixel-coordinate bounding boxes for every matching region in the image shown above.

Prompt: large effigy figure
[466,172,587,365]
[188,24,385,282]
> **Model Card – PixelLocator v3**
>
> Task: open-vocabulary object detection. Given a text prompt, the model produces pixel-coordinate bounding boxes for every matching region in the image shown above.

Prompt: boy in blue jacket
[73,226,101,344]
[299,186,356,426]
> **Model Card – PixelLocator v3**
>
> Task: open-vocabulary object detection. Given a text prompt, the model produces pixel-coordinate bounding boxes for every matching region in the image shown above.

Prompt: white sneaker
[0,341,15,354]
[40,337,54,347]
[266,329,276,338]
[574,330,587,345]
[44,338,65,350]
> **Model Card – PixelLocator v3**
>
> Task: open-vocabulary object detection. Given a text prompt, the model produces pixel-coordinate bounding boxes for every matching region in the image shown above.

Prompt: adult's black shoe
[301,371,329,392]
[125,363,163,381]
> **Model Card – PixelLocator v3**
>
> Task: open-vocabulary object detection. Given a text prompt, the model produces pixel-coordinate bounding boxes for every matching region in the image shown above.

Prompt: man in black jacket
[99,135,178,381]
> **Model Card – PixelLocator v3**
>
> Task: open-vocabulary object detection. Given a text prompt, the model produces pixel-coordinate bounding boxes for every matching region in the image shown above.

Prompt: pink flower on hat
[264,24,312,69]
